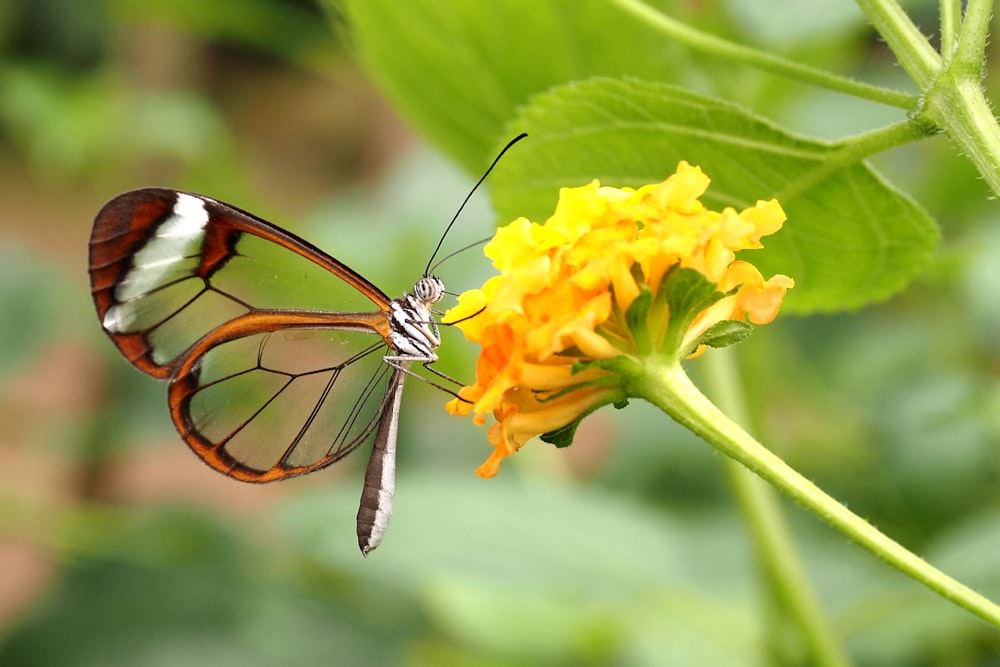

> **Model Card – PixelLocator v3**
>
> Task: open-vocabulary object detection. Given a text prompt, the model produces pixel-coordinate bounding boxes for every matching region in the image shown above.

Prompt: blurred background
[1,1,999,665]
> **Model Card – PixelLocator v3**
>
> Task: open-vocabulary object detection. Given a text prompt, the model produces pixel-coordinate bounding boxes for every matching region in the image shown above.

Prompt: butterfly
[87,134,524,556]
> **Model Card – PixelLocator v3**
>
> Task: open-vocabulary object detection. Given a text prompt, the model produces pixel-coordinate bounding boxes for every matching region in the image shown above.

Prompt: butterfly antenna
[426,235,492,276]
[424,132,527,277]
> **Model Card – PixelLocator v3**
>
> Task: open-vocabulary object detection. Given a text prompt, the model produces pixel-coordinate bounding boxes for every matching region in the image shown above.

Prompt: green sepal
[540,397,627,448]
[624,285,653,355]
[535,375,621,404]
[540,418,583,449]
[571,354,640,377]
[661,267,726,357]
[694,319,755,350]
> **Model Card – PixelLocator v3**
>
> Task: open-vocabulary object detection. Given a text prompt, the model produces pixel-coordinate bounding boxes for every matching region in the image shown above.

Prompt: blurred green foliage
[0,0,999,666]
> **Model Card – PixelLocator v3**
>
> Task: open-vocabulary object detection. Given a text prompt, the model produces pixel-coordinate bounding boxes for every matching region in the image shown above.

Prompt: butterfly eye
[414,276,445,304]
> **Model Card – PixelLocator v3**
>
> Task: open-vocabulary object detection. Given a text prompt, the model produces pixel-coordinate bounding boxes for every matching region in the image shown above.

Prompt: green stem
[954,0,993,74]
[608,0,917,110]
[630,357,1000,628]
[702,351,853,667]
[854,0,941,86]
[858,0,1000,196]
[775,119,934,203]
[939,0,962,61]
[922,77,1000,196]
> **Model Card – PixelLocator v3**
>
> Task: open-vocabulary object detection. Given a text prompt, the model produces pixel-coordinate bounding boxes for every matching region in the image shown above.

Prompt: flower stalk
[631,355,1000,628]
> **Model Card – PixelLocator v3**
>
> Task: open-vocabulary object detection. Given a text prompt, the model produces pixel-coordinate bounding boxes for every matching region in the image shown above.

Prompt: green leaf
[338,0,691,171]
[696,320,755,349]
[491,78,939,314]
[339,3,936,313]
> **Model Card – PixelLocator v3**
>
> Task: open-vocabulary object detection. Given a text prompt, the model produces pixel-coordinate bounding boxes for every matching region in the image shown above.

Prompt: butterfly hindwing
[168,317,395,482]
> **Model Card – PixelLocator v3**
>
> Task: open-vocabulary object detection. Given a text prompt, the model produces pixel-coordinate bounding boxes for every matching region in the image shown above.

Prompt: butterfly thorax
[387,276,444,361]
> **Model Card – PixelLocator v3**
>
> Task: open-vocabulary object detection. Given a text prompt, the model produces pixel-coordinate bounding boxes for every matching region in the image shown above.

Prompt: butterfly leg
[383,354,467,400]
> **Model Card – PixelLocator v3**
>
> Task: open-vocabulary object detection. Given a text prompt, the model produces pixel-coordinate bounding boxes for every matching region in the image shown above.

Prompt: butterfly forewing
[89,188,391,377]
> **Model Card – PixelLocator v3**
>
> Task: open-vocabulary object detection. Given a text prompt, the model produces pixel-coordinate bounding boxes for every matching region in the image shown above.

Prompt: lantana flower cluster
[446,161,794,478]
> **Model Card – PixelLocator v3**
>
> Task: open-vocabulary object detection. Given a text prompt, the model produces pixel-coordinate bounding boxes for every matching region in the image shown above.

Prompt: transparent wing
[89,188,392,378]
[168,316,395,482]
[88,187,401,482]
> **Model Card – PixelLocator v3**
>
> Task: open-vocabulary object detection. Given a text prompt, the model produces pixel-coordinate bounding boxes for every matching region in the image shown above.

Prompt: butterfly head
[413,276,445,306]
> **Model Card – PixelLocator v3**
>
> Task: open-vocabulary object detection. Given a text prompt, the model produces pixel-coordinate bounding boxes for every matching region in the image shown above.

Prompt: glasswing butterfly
[88,135,525,555]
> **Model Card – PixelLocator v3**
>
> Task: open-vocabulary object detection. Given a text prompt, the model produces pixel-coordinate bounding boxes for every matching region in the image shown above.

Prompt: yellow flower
[446,161,794,478]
